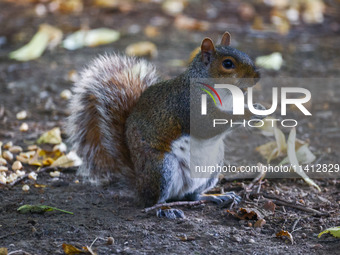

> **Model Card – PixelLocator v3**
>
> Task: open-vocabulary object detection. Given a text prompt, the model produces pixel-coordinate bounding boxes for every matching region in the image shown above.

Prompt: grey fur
[67,54,159,184]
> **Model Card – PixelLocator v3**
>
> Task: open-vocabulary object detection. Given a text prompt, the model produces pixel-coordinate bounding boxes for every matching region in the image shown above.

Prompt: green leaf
[17,205,73,215]
[318,226,340,238]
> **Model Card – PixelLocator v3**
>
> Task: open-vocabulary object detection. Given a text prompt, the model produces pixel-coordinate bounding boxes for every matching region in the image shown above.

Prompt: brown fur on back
[67,54,159,184]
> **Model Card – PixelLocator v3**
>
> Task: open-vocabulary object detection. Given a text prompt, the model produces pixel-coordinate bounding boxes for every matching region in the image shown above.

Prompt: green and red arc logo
[199,82,222,106]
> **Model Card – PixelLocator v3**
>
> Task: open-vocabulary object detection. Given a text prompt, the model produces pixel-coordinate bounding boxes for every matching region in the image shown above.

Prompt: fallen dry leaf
[63,28,120,50]
[125,41,158,58]
[227,207,264,220]
[55,0,83,14]
[162,0,187,16]
[255,127,286,163]
[279,143,316,165]
[276,230,294,244]
[255,52,283,71]
[0,247,8,255]
[62,243,86,255]
[302,0,325,24]
[51,151,82,168]
[286,128,320,191]
[62,243,96,255]
[9,24,63,61]
[28,148,63,167]
[263,200,276,213]
[174,15,210,31]
[37,127,62,145]
[254,219,266,228]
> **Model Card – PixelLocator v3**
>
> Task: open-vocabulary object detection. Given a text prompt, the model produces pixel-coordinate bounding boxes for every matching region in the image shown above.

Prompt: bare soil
[0,1,340,254]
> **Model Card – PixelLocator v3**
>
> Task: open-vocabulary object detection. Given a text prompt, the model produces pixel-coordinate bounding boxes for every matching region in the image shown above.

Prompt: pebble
[16,155,28,164]
[0,175,6,184]
[50,171,61,178]
[9,146,23,154]
[19,123,29,132]
[16,170,25,177]
[60,89,72,100]
[16,110,27,120]
[3,141,13,149]
[3,151,13,161]
[0,166,8,172]
[28,172,37,181]
[22,184,30,191]
[0,158,7,166]
[107,237,115,245]
[12,161,23,170]
[248,238,256,243]
[27,145,38,151]
[231,235,242,242]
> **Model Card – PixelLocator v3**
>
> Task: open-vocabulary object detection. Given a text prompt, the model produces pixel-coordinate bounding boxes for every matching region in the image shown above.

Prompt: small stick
[0,230,26,240]
[291,217,301,232]
[270,199,328,216]
[246,163,266,191]
[257,192,327,216]
[8,250,31,255]
[90,237,99,249]
[143,200,206,213]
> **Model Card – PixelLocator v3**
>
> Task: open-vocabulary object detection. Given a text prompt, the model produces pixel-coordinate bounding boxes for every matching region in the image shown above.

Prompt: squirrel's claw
[157,208,186,219]
[199,191,241,205]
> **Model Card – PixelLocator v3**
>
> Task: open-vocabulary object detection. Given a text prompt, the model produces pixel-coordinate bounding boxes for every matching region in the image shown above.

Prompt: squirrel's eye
[222,59,235,69]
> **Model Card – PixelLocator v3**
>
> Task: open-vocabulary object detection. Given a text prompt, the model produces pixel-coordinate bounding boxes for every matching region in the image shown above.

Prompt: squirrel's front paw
[157,208,186,219]
[199,192,241,205]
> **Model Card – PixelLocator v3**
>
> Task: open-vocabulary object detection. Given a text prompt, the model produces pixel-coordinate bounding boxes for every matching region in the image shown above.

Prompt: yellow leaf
[256,141,278,162]
[9,24,62,61]
[37,127,62,144]
[62,243,85,255]
[51,151,82,168]
[276,230,294,244]
[0,247,8,255]
[318,226,340,238]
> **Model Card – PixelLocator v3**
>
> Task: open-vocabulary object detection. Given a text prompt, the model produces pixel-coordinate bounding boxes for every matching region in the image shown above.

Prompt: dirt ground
[0,0,340,254]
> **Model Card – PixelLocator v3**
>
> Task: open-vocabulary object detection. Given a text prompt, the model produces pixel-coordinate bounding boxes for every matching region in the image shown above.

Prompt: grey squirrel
[67,32,262,210]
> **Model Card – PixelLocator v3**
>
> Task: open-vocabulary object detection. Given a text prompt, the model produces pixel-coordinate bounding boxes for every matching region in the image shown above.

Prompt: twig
[271,199,328,216]
[256,192,328,216]
[0,230,26,240]
[8,250,32,255]
[90,237,99,249]
[9,166,57,187]
[143,200,206,213]
[256,181,263,194]
[246,163,266,191]
[291,217,301,232]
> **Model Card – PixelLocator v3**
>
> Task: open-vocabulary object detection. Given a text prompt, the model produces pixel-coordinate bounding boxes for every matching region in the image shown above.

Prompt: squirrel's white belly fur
[162,92,233,201]
[163,134,226,201]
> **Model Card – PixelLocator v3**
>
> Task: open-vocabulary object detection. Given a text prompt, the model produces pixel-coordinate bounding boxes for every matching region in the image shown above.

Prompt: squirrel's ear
[201,38,215,66]
[220,32,231,46]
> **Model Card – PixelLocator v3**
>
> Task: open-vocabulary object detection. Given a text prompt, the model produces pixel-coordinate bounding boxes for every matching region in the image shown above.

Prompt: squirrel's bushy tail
[67,54,159,184]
